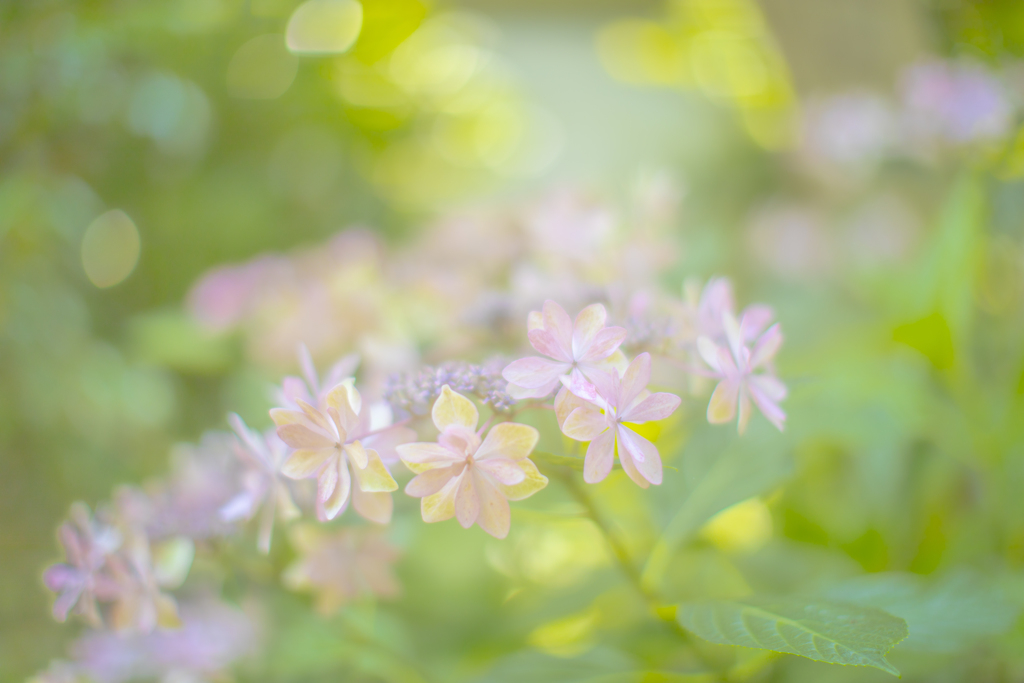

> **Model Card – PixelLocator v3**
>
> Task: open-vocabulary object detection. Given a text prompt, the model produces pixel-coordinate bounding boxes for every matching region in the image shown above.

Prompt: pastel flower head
[560,352,681,488]
[283,525,400,615]
[502,300,627,400]
[277,343,360,410]
[219,414,301,554]
[691,277,774,345]
[397,386,548,539]
[699,312,786,434]
[271,379,399,523]
[43,503,122,627]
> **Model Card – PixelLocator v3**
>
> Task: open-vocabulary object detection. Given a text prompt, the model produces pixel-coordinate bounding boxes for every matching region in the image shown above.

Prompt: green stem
[553,468,724,677]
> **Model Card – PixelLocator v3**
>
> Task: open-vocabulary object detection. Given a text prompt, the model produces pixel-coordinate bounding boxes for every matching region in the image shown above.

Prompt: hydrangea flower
[271,379,401,523]
[502,300,626,399]
[397,386,548,539]
[219,414,300,554]
[560,353,681,488]
[698,312,786,434]
[283,525,400,615]
[43,504,122,627]
[277,343,360,410]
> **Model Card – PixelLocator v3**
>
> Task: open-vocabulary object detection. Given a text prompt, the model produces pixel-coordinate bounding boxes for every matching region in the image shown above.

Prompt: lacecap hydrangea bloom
[398,386,548,539]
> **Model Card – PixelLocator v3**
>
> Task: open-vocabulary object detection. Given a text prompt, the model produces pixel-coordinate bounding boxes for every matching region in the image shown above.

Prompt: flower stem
[553,468,725,677]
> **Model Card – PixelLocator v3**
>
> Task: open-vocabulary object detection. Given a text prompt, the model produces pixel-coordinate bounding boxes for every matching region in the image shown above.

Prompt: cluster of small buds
[383,358,516,416]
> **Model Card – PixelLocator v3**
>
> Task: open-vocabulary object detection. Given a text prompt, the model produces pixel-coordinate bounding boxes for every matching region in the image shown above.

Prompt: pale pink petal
[421,472,461,522]
[280,376,311,407]
[542,300,574,354]
[269,407,307,427]
[281,448,332,479]
[318,459,338,502]
[697,337,722,372]
[571,303,608,359]
[554,385,587,429]
[618,352,652,409]
[740,305,774,341]
[723,311,744,362]
[750,323,783,368]
[351,486,393,524]
[473,471,511,539]
[562,407,609,442]
[397,442,463,469]
[405,466,459,497]
[431,385,479,432]
[350,448,398,493]
[439,426,481,458]
[502,356,570,388]
[323,353,360,388]
[621,392,681,423]
[51,583,84,621]
[494,458,548,501]
[749,381,786,431]
[475,458,527,485]
[737,388,753,435]
[580,366,619,407]
[560,370,600,404]
[578,325,627,363]
[583,428,616,484]
[475,423,539,461]
[454,471,480,529]
[618,444,651,489]
[296,400,336,435]
[529,328,573,362]
[325,381,361,433]
[319,461,351,521]
[707,379,739,424]
[750,373,787,402]
[278,424,336,450]
[617,425,662,485]
[507,380,560,399]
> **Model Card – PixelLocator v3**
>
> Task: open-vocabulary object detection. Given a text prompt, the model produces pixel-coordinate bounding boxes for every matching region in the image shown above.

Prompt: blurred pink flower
[799,91,895,179]
[276,343,360,410]
[219,414,300,554]
[901,59,1012,145]
[283,525,401,615]
[502,300,626,399]
[397,386,548,539]
[271,380,401,523]
[43,504,122,627]
[699,313,787,434]
[560,353,680,488]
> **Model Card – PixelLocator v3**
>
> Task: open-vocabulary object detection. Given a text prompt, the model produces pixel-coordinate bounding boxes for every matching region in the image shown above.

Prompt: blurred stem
[553,468,724,677]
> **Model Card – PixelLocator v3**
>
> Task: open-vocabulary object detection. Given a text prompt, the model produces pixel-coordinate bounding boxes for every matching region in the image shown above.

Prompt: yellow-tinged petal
[431,385,479,432]
[343,441,368,469]
[351,448,398,493]
[281,448,332,479]
[475,422,539,461]
[297,399,333,434]
[278,423,336,450]
[397,442,463,474]
[495,457,548,501]
[326,379,360,434]
[454,470,479,528]
[554,386,587,429]
[527,310,544,331]
[421,473,460,523]
[155,593,181,629]
[270,407,305,427]
[351,486,393,524]
[473,470,511,539]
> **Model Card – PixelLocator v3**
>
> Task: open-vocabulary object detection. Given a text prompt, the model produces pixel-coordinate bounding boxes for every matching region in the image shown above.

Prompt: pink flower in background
[398,386,548,539]
[687,277,774,345]
[277,343,360,410]
[560,352,681,488]
[271,380,400,523]
[219,414,300,554]
[901,59,1012,145]
[502,300,626,399]
[43,504,122,627]
[699,313,786,434]
[283,525,401,615]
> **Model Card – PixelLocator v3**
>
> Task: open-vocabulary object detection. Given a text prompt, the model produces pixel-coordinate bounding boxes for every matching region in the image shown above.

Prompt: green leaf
[820,571,1021,653]
[677,596,908,676]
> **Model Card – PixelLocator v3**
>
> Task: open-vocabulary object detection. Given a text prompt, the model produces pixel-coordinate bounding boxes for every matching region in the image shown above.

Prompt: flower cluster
[383,358,516,416]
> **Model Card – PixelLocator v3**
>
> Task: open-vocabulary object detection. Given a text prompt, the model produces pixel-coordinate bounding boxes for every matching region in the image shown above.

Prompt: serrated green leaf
[677,596,908,676]
[820,571,1021,653]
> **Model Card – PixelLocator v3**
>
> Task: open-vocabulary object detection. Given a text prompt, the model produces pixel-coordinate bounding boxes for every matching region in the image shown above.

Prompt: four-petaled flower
[271,380,400,523]
[397,386,548,539]
[698,313,786,434]
[502,301,626,399]
[219,414,300,554]
[560,353,681,488]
